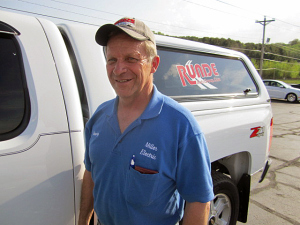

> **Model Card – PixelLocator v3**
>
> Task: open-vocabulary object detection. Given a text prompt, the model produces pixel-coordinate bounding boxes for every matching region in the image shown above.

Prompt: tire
[286,93,297,103]
[209,171,239,225]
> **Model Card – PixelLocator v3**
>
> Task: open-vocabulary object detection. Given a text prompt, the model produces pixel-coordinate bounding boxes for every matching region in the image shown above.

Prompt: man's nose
[113,61,127,75]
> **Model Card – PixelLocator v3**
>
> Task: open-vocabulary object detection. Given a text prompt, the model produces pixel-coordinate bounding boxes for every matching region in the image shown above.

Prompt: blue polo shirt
[84,86,214,225]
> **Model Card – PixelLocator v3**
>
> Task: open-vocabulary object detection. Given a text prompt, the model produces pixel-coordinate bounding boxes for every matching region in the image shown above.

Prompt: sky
[1,0,299,44]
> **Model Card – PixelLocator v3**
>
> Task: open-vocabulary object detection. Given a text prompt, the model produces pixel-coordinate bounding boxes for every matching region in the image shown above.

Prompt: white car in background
[263,79,300,103]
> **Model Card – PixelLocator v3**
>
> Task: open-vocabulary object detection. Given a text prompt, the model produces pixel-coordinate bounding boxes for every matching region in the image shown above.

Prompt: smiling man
[78,18,214,225]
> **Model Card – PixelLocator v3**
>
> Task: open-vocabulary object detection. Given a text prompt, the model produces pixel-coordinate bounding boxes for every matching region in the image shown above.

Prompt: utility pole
[256,16,275,76]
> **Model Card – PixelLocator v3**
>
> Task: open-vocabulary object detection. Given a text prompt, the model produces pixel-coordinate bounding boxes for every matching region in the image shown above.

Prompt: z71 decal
[250,126,265,138]
[176,60,221,88]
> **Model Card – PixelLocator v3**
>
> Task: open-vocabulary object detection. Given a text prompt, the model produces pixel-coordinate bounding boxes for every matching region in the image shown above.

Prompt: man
[79,17,214,225]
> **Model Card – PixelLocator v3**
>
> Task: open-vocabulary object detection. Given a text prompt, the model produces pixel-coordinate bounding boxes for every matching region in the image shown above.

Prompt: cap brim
[95,24,148,46]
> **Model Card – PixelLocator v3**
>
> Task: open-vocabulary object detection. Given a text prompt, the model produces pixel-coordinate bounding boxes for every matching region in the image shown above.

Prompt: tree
[289,39,299,45]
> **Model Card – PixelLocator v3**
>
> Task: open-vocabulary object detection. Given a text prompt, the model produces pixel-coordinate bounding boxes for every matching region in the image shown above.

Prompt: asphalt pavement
[237,100,300,225]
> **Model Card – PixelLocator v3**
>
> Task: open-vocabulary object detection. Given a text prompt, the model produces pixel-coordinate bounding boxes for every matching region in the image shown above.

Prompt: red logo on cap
[114,18,135,26]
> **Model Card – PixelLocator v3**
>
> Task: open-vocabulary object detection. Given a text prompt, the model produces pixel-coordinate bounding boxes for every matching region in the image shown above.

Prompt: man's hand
[182,201,210,225]
[78,170,94,225]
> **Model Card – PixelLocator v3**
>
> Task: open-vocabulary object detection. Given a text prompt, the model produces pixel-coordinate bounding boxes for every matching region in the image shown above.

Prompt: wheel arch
[211,152,251,184]
[285,92,297,102]
[211,152,252,223]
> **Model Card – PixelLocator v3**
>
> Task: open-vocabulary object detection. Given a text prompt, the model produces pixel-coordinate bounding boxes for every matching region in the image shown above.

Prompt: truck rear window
[154,47,258,100]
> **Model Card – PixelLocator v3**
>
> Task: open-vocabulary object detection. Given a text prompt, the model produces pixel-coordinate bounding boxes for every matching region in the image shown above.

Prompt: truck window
[0,33,30,141]
[154,47,258,101]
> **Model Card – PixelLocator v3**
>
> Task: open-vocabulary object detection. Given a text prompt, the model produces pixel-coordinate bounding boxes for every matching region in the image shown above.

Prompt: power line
[17,0,113,22]
[182,0,255,20]
[10,0,258,42]
[2,4,298,77]
[50,0,122,17]
[49,0,257,41]
[264,52,300,61]
[181,0,299,44]
[51,0,300,30]
[257,68,297,72]
[7,1,270,43]
[216,0,300,29]
[3,1,300,45]
[225,47,300,61]
[215,0,262,17]
[262,58,299,65]
[0,6,103,25]
[275,18,300,29]
[274,43,300,54]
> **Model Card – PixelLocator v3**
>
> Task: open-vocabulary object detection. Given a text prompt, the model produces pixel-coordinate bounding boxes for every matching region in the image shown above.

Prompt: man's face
[106,33,158,101]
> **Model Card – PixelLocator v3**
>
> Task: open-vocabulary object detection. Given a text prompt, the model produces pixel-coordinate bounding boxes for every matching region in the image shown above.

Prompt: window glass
[154,48,258,99]
[272,82,281,88]
[0,34,29,140]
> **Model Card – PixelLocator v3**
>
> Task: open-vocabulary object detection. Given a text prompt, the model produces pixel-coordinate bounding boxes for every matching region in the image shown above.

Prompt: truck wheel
[209,171,239,225]
[286,93,297,102]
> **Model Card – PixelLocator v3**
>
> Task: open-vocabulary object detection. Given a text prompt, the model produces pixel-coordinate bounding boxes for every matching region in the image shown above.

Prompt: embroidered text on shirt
[140,149,156,160]
[145,142,158,151]
[93,132,99,137]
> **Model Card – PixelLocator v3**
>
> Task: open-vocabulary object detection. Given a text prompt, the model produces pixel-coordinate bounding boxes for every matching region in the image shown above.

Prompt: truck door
[0,13,78,225]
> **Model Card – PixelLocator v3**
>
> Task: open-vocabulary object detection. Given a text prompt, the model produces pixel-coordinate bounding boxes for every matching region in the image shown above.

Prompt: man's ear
[151,55,160,74]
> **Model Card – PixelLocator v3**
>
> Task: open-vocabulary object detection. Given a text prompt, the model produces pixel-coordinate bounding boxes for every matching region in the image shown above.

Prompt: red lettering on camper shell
[176,62,220,87]
[176,65,196,86]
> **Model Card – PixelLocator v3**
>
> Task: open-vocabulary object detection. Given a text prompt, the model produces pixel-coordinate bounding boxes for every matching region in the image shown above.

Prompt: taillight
[269,117,273,152]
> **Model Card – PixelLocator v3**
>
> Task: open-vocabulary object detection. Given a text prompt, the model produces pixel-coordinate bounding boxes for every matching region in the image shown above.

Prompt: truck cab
[0,10,272,225]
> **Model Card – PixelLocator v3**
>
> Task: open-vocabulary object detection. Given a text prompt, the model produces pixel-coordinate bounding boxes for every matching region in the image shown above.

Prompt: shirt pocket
[125,166,160,206]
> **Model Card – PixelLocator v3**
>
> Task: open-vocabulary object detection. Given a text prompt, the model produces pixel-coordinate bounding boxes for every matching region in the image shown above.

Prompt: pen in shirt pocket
[130,155,135,169]
[129,155,158,174]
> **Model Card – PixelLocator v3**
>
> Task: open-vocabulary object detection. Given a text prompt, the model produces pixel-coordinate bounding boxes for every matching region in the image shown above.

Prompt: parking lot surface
[238,100,300,225]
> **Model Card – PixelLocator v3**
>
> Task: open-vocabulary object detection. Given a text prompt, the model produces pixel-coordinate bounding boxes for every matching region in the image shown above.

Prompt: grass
[278,79,300,84]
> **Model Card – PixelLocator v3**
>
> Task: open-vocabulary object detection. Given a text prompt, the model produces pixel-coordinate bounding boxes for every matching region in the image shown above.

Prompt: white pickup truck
[0,10,272,225]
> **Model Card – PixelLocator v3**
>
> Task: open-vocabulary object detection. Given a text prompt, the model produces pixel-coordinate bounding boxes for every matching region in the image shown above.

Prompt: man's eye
[107,58,116,64]
[127,57,138,63]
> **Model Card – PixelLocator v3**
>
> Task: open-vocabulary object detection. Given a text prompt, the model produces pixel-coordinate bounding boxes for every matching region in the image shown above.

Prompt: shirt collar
[109,85,164,120]
[140,85,164,120]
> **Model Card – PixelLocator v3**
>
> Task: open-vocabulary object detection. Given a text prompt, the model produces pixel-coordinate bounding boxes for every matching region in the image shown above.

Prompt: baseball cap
[95,17,156,46]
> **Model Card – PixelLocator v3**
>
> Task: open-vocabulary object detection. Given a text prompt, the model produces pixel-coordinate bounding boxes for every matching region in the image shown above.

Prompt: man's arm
[182,201,210,225]
[78,170,94,225]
